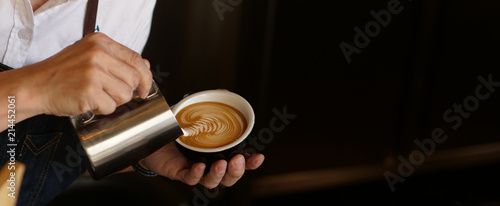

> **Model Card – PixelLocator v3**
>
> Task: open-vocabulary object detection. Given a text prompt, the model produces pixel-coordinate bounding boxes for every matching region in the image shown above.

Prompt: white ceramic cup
[171,90,255,164]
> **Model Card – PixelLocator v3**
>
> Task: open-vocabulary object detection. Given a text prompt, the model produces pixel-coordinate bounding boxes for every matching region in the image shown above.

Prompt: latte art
[176,102,247,148]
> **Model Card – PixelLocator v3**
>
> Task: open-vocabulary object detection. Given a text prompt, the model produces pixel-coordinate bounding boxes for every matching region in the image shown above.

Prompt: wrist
[0,68,43,122]
[19,70,46,118]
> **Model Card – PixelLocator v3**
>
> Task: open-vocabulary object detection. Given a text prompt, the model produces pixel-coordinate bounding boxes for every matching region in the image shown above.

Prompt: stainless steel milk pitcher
[70,82,183,179]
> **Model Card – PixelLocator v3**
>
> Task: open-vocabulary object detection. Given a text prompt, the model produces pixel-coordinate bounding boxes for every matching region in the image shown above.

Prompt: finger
[106,40,152,98]
[178,163,205,186]
[137,59,152,98]
[104,55,142,91]
[101,72,134,106]
[91,87,117,115]
[221,155,245,187]
[200,160,227,189]
[245,154,265,170]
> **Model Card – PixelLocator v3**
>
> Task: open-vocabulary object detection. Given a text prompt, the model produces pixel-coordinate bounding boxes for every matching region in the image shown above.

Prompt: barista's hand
[12,32,152,119]
[140,142,265,188]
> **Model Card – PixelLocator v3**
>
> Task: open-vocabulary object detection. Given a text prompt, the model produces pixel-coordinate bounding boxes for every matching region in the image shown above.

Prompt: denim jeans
[0,115,85,206]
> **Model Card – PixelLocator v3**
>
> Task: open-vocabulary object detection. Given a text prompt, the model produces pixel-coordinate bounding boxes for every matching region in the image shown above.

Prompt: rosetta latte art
[176,102,247,148]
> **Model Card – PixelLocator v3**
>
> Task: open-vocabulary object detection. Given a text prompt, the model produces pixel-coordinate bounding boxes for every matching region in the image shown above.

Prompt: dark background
[51,0,500,205]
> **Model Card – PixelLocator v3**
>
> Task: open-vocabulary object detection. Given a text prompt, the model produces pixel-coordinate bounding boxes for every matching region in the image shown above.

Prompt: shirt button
[18,28,32,40]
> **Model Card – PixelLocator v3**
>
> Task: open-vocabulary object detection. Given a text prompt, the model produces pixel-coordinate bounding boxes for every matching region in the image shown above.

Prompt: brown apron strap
[83,0,99,37]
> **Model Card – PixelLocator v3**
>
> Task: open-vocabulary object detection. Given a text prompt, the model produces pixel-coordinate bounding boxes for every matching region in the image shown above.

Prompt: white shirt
[0,0,156,68]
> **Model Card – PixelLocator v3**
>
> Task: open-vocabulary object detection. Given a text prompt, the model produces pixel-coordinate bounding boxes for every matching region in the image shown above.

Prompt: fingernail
[234,157,244,169]
[217,165,226,173]
[198,166,205,172]
[143,59,150,68]
[254,156,264,166]
[141,91,148,99]
[139,87,149,99]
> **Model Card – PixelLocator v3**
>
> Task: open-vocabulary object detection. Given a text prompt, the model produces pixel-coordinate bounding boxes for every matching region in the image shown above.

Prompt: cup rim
[172,90,254,153]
